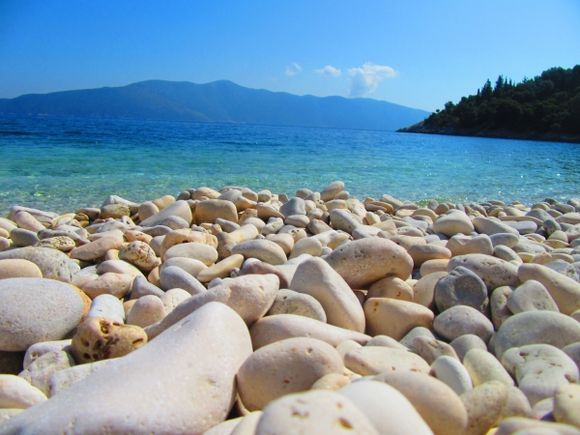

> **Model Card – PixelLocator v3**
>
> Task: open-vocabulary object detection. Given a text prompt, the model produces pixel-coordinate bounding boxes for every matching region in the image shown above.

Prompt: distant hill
[0,80,429,131]
[400,65,580,143]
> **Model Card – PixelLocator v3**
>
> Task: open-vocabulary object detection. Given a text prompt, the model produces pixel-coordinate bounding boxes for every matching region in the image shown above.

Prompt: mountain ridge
[0,80,429,131]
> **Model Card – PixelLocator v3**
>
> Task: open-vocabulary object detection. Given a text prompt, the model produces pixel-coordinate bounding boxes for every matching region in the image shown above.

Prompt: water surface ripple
[0,116,578,213]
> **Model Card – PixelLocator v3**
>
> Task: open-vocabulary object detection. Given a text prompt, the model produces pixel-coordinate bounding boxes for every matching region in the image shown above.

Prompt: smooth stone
[461,381,509,435]
[290,237,323,258]
[230,411,262,435]
[507,279,559,313]
[430,355,473,395]
[126,295,166,328]
[266,289,327,322]
[48,359,111,397]
[495,417,580,435]
[399,326,435,349]
[311,372,352,391]
[87,294,126,323]
[0,409,23,425]
[447,234,493,256]
[434,305,494,343]
[18,350,74,395]
[2,302,252,434]
[163,242,218,266]
[160,256,208,278]
[146,274,279,339]
[129,275,165,299]
[280,197,306,217]
[118,241,160,272]
[408,244,452,266]
[338,380,433,435]
[10,228,39,247]
[409,336,458,365]
[195,199,238,224]
[325,238,414,288]
[0,374,47,408]
[490,285,513,329]
[231,239,287,265]
[365,335,408,350]
[197,254,244,283]
[255,389,378,435]
[367,276,414,300]
[344,347,430,376]
[506,220,538,235]
[463,348,514,387]
[0,278,85,352]
[450,334,487,361]
[237,337,344,411]
[329,209,362,234]
[160,288,191,313]
[419,259,449,277]
[159,228,218,258]
[494,245,523,265]
[493,311,580,358]
[0,259,42,279]
[448,254,519,290]
[250,314,370,349]
[290,257,365,332]
[374,371,468,435]
[553,383,580,428]
[71,317,147,363]
[518,263,580,315]
[69,236,123,261]
[320,180,345,202]
[501,344,578,405]
[364,298,433,340]
[139,200,193,227]
[96,259,143,277]
[562,342,580,370]
[22,340,71,370]
[159,265,206,295]
[433,210,474,236]
[473,216,519,236]
[434,266,488,313]
[413,271,447,308]
[75,272,134,299]
[0,247,79,282]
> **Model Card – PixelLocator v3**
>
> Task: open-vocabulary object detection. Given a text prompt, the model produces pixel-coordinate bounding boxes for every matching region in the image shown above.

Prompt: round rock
[434,305,494,343]
[0,278,85,351]
[237,337,344,411]
[434,266,488,313]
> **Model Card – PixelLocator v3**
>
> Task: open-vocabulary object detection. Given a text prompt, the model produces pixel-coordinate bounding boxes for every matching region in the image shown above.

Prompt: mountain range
[0,80,429,131]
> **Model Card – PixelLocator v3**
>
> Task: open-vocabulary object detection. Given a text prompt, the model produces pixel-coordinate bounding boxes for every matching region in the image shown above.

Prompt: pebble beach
[0,180,579,434]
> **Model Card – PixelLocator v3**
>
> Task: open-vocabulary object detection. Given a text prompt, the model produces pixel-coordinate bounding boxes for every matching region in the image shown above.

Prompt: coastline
[398,126,580,145]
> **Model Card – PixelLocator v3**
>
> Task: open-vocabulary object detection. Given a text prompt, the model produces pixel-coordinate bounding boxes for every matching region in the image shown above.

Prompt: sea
[0,115,578,214]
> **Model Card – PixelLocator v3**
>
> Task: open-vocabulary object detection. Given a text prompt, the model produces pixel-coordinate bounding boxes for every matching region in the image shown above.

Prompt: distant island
[400,65,580,143]
[0,80,429,132]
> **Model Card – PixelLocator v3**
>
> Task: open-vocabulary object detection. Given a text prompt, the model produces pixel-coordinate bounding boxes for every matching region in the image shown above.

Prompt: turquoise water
[0,115,578,214]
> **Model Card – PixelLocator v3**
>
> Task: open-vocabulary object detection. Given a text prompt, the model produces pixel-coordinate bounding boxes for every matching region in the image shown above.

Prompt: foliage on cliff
[401,65,580,142]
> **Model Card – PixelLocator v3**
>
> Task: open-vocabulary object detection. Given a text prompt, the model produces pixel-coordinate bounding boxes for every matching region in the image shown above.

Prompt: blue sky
[0,1,578,111]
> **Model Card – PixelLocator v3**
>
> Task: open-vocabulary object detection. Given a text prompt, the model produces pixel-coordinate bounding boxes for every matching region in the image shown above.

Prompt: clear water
[0,115,578,214]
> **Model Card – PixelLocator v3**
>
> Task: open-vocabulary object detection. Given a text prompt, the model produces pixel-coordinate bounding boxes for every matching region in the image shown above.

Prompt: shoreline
[0,181,579,432]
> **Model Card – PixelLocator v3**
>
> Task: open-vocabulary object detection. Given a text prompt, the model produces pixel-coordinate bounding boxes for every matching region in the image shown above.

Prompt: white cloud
[348,62,398,97]
[315,64,342,77]
[285,62,303,77]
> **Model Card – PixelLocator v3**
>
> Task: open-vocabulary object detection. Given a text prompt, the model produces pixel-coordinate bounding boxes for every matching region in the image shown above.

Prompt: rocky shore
[0,181,579,434]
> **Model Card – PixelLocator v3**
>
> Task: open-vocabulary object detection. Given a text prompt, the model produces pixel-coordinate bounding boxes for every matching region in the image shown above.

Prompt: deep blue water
[0,115,578,214]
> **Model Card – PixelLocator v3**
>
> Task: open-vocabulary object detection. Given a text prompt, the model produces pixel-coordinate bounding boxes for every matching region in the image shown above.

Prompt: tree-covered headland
[400,65,580,142]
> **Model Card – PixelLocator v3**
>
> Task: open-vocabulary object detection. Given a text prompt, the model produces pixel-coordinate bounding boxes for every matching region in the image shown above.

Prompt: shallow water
[0,115,578,214]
